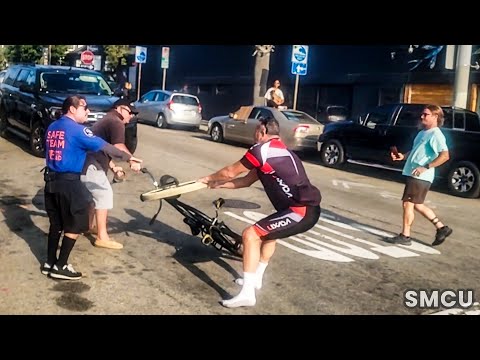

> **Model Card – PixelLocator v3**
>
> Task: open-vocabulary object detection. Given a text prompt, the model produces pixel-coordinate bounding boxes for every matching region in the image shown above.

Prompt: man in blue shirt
[387,104,452,247]
[43,95,142,280]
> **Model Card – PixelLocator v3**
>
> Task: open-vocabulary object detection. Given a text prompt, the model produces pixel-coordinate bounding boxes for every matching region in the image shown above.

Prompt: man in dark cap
[80,98,142,249]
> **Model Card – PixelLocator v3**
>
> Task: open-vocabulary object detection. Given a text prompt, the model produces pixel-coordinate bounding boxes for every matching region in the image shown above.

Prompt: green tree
[104,45,130,72]
[4,45,44,64]
[0,47,6,69]
[50,45,68,65]
[252,45,274,105]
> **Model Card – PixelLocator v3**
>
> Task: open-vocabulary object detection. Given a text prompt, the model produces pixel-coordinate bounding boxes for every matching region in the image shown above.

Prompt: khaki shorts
[80,164,113,210]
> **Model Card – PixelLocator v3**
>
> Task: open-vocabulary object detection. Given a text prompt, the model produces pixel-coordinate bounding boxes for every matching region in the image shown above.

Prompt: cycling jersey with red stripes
[240,138,321,210]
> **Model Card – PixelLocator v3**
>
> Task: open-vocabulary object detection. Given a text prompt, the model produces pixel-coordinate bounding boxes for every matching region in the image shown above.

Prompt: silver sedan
[207,106,323,151]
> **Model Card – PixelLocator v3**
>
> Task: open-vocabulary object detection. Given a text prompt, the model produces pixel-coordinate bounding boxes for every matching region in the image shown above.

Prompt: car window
[172,95,199,106]
[442,108,452,128]
[3,67,21,86]
[453,111,465,130]
[364,109,390,129]
[395,105,424,127]
[141,91,156,102]
[155,92,168,102]
[39,71,112,95]
[465,112,480,131]
[328,106,348,117]
[282,110,316,122]
[249,108,262,119]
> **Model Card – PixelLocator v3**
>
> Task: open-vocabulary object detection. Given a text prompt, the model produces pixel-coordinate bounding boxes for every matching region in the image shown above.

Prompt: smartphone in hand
[390,146,399,156]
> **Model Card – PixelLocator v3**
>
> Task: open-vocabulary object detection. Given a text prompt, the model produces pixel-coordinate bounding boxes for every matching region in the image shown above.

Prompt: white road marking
[224,210,442,262]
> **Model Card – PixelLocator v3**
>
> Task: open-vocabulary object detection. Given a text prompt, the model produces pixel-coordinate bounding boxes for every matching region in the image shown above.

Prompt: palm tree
[252,45,275,105]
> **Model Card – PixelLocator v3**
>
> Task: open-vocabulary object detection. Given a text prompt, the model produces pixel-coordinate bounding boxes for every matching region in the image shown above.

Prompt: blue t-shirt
[402,127,448,183]
[45,116,107,173]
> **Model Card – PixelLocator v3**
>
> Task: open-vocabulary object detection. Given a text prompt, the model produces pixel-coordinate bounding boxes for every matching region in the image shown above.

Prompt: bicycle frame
[140,169,243,258]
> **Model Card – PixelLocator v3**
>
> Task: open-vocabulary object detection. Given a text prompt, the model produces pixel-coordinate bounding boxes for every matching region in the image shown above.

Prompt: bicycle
[140,168,243,258]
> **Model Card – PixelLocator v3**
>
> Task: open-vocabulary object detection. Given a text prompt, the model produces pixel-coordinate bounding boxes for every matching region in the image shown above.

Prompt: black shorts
[44,179,93,234]
[402,176,431,204]
[254,205,321,241]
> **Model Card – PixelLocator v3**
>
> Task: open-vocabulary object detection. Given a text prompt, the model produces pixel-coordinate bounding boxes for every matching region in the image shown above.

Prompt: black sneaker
[41,262,52,276]
[49,264,82,280]
[385,233,412,245]
[432,226,453,246]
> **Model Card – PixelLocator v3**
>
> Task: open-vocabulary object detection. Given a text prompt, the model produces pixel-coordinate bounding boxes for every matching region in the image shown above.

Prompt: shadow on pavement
[0,187,48,264]
[106,207,242,300]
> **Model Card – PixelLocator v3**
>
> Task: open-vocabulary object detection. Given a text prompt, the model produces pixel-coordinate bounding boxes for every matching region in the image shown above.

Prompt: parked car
[0,64,138,156]
[316,105,349,124]
[207,105,323,152]
[317,103,480,198]
[134,90,202,129]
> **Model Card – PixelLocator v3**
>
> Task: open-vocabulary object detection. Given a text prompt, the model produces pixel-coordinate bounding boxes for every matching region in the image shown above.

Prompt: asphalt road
[0,124,479,315]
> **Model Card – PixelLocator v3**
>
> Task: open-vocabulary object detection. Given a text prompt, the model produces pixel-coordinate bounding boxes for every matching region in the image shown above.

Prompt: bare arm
[114,142,142,172]
[427,150,450,168]
[198,160,250,185]
[212,169,259,189]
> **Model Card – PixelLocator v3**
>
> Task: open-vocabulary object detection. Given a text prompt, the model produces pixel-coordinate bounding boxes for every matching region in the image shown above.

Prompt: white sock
[234,261,268,290]
[222,272,256,308]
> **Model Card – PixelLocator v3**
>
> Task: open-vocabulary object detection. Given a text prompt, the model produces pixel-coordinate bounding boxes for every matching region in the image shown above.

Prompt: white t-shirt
[264,87,284,101]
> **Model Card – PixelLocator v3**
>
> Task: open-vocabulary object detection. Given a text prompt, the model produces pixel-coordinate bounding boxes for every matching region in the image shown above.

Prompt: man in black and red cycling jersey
[198,117,321,308]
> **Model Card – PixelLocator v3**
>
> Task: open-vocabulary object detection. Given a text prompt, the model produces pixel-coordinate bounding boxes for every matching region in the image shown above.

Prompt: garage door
[403,83,478,111]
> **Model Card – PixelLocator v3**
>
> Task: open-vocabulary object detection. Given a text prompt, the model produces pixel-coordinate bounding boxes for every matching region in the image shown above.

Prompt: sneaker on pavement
[432,226,453,246]
[384,233,412,246]
[41,262,52,275]
[49,264,82,280]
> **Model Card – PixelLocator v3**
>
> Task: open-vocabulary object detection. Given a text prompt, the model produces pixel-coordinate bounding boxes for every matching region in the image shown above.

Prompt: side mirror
[19,84,34,93]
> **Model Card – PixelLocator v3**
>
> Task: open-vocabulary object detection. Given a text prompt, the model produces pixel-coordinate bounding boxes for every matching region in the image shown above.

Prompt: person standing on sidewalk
[81,97,142,250]
[43,95,141,280]
[386,104,452,247]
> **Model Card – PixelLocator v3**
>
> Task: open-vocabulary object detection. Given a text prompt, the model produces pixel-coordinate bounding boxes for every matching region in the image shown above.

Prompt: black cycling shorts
[44,179,93,234]
[254,205,321,241]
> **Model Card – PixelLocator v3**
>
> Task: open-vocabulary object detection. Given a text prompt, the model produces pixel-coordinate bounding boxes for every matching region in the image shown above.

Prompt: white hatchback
[134,90,202,129]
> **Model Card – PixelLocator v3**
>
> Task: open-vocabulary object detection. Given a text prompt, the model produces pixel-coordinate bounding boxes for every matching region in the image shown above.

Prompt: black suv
[0,64,137,157]
[318,103,480,198]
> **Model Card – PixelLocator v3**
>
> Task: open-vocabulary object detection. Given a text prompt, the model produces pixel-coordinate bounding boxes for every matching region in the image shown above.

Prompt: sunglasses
[421,112,433,117]
[78,104,89,111]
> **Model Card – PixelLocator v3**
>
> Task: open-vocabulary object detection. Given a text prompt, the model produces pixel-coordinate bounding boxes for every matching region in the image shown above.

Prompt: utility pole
[453,45,472,109]
[48,45,52,65]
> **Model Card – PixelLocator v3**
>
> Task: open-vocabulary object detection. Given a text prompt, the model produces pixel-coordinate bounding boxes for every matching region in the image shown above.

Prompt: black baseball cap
[113,97,138,114]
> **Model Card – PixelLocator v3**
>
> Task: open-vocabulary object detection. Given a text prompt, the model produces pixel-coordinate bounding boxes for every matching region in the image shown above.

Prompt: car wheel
[447,161,480,198]
[156,113,168,128]
[210,123,224,142]
[30,122,45,158]
[320,139,345,167]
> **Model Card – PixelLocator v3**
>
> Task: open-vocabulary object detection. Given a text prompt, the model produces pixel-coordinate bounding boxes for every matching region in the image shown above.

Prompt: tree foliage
[104,45,130,71]
[50,45,68,65]
[4,45,44,64]
[0,47,6,69]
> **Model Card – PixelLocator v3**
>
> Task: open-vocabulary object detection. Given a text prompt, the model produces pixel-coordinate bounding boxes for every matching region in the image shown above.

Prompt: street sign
[291,45,309,76]
[135,46,147,64]
[161,47,170,69]
[80,50,94,65]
